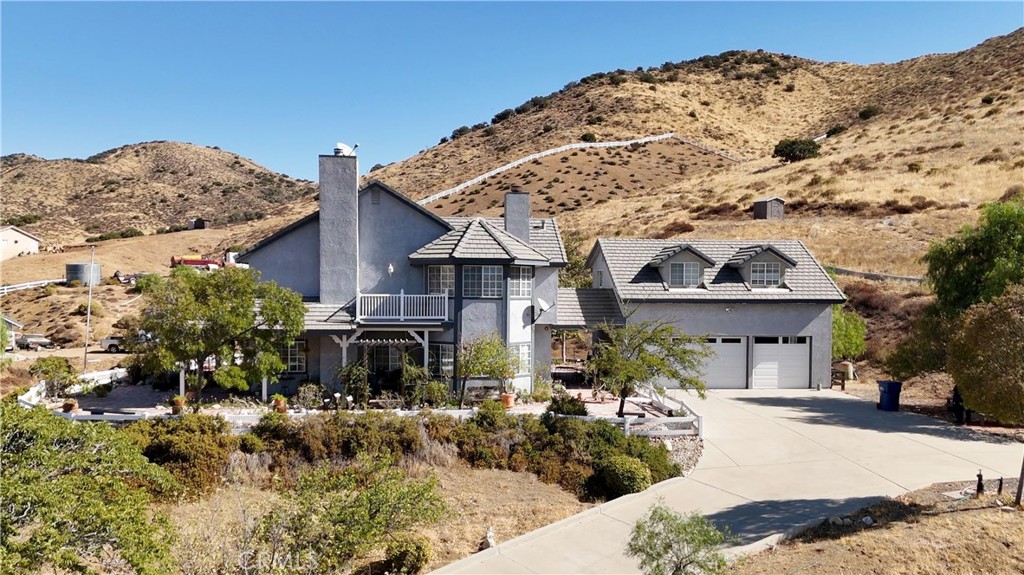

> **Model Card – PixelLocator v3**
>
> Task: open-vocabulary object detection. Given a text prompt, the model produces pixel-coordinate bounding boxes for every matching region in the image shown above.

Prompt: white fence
[0,278,64,296]
[357,291,448,321]
[418,133,745,206]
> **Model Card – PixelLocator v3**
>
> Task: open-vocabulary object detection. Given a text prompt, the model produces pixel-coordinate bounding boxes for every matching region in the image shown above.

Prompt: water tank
[66,262,101,286]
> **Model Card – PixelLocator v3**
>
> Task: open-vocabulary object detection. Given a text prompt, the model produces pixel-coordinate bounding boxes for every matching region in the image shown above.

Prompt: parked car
[16,333,53,350]
[100,335,125,353]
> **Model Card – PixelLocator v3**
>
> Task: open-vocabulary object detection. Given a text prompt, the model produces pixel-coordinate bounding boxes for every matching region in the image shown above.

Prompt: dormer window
[751,262,781,287]
[669,262,700,288]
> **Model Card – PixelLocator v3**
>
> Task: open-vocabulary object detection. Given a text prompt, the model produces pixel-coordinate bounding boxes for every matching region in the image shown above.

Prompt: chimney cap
[333,142,359,156]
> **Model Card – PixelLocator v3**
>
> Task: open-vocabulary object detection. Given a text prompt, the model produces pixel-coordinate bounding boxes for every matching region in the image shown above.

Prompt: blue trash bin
[877,380,903,411]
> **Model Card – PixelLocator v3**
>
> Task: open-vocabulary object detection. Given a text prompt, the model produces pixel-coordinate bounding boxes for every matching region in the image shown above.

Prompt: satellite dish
[536,298,552,312]
[333,142,359,156]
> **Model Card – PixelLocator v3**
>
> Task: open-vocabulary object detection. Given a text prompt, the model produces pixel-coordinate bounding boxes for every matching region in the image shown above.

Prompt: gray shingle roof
[725,244,797,267]
[592,238,845,303]
[555,288,625,328]
[409,219,550,264]
[445,217,567,266]
[303,303,354,331]
[648,243,716,267]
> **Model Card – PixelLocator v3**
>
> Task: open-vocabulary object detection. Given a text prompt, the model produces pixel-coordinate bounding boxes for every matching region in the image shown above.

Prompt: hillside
[372,28,1024,274]
[0,141,318,245]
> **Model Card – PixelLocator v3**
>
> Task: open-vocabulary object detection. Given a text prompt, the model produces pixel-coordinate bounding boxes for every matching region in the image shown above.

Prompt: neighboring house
[2,316,23,351]
[239,150,567,394]
[0,226,41,260]
[580,238,845,390]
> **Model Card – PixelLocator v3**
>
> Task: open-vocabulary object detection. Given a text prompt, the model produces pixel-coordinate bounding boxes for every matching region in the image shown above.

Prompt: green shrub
[29,356,78,398]
[85,228,144,243]
[93,383,112,397]
[599,455,652,497]
[580,132,598,143]
[294,382,325,410]
[472,399,516,431]
[858,105,883,120]
[383,535,432,574]
[981,94,995,105]
[826,124,847,137]
[238,433,265,454]
[907,161,923,173]
[772,138,820,163]
[422,412,458,443]
[2,213,41,226]
[124,414,239,494]
[531,379,553,403]
[783,83,795,92]
[546,392,588,416]
[414,380,450,407]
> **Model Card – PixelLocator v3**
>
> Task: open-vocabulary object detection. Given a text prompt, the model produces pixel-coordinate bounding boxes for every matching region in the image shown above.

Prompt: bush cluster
[85,228,145,243]
[2,213,41,226]
[124,414,239,494]
[383,536,432,574]
[249,403,679,502]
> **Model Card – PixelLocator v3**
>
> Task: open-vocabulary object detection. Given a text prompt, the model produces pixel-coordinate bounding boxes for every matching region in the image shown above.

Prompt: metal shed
[753,197,785,220]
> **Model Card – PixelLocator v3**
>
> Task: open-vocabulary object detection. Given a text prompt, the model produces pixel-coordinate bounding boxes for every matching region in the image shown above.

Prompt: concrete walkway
[434,389,1023,574]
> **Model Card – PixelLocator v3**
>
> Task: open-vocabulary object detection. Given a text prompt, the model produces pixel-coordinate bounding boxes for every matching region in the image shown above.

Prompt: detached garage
[585,239,846,391]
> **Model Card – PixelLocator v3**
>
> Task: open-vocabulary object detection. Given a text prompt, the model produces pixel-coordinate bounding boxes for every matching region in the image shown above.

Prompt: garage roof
[589,239,845,303]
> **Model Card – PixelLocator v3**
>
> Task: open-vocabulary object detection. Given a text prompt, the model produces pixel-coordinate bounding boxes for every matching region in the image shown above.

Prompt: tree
[588,320,709,417]
[456,332,518,408]
[946,284,1024,505]
[831,305,867,360]
[253,453,445,573]
[0,403,177,574]
[922,201,1024,317]
[136,266,305,399]
[772,138,820,163]
[28,356,78,398]
[888,200,1024,378]
[0,321,11,371]
[559,229,593,289]
[626,501,728,575]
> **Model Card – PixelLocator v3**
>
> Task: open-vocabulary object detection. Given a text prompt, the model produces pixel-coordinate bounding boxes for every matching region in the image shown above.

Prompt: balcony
[356,290,449,322]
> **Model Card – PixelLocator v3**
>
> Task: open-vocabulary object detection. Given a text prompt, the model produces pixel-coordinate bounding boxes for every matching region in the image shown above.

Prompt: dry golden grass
[0,283,145,347]
[731,486,1024,575]
[164,461,589,574]
[1,140,318,244]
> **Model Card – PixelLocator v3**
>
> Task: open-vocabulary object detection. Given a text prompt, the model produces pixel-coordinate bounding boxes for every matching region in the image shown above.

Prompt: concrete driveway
[434,389,1023,574]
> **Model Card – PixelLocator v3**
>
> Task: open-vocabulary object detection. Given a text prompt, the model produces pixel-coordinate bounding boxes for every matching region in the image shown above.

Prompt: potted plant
[271,393,288,413]
[61,398,78,413]
[171,395,186,415]
[500,369,517,409]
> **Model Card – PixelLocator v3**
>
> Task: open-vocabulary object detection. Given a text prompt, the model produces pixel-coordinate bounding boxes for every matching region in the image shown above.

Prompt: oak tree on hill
[772,138,820,163]
[136,266,305,399]
[946,284,1024,505]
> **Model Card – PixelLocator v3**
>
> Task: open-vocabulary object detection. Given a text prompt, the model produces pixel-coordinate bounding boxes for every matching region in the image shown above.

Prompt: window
[669,262,700,287]
[463,265,503,298]
[427,265,454,295]
[513,343,531,374]
[428,343,454,377]
[368,346,402,372]
[279,340,307,373]
[509,266,532,298]
[596,270,603,287]
[750,262,781,287]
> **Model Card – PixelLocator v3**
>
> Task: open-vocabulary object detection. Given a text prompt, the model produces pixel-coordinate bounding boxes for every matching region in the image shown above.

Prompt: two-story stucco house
[238,149,566,394]
[579,238,845,389]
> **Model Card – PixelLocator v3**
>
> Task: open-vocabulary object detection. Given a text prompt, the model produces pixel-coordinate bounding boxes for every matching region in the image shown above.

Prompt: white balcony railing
[357,290,449,321]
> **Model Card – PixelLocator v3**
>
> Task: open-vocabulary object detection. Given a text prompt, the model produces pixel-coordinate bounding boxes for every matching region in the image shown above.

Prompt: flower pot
[62,399,78,413]
[500,392,516,409]
[273,400,288,413]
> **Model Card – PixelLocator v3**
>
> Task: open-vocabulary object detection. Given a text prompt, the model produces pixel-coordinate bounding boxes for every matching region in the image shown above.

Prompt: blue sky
[2,2,1021,181]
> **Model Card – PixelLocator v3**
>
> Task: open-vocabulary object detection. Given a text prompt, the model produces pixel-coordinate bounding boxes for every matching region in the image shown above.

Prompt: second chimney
[504,190,531,244]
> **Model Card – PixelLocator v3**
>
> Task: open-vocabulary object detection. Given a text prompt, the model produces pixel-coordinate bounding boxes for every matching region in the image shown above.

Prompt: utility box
[753,197,785,220]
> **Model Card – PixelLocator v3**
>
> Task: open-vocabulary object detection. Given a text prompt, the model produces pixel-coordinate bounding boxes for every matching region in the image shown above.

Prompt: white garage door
[752,336,810,389]
[702,337,748,389]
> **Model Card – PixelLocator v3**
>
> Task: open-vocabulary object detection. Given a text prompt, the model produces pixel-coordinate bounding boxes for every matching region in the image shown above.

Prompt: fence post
[624,416,631,436]
[399,289,405,320]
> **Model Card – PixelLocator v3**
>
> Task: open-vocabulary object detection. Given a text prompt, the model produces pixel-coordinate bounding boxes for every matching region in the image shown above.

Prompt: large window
[427,265,454,295]
[513,343,531,374]
[669,262,700,287]
[428,343,454,377]
[463,265,503,298]
[750,262,782,287]
[368,346,402,372]
[279,340,307,373]
[509,266,532,298]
